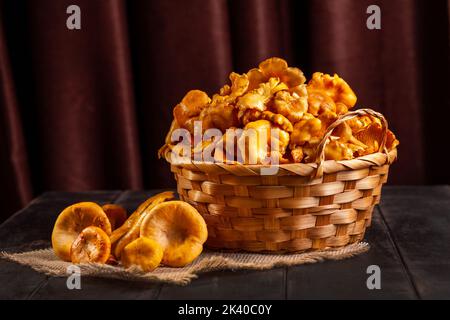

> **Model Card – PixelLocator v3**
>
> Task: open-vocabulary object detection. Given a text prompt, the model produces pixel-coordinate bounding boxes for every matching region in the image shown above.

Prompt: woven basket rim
[165,148,397,177]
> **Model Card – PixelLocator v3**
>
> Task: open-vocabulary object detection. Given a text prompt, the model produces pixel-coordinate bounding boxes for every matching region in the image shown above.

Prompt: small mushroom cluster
[51,192,208,271]
[161,57,399,164]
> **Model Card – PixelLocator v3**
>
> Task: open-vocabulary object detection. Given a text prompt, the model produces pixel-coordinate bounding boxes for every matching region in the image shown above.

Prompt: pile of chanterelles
[52,192,208,271]
[159,57,399,164]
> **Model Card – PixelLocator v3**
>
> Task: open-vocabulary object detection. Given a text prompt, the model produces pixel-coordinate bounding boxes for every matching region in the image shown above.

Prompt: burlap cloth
[1,242,369,285]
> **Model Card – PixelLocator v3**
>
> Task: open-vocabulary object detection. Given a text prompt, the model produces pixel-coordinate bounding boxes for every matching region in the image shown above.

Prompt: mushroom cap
[51,202,111,261]
[102,204,127,231]
[140,201,208,267]
[121,238,163,272]
[70,226,111,264]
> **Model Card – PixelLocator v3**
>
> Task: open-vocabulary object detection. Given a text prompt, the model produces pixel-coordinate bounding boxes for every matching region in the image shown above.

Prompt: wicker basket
[164,109,397,253]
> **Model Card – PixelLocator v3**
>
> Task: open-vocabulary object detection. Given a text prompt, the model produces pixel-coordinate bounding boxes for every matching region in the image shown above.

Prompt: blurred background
[0,0,449,222]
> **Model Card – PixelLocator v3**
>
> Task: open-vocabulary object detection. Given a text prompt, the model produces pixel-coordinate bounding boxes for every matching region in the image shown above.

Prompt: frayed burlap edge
[1,242,369,285]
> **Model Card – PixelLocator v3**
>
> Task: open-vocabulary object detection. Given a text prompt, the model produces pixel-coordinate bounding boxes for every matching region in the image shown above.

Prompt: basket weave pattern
[166,109,397,252]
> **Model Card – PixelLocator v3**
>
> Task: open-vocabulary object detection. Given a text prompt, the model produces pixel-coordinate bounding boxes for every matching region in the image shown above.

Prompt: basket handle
[314,108,389,178]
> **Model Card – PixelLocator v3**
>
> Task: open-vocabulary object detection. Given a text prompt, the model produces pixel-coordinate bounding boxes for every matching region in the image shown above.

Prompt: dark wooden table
[0,186,449,300]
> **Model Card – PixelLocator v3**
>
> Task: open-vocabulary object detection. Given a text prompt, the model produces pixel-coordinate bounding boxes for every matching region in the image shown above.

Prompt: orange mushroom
[140,201,207,267]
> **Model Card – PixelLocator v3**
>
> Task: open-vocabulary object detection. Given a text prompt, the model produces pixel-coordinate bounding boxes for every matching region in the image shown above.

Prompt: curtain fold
[0,0,448,221]
[127,0,233,188]
[305,0,426,184]
[3,0,143,197]
[228,0,285,72]
[0,19,33,217]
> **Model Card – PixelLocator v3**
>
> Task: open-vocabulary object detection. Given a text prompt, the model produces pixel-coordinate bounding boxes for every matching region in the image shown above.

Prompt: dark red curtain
[0,0,449,222]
